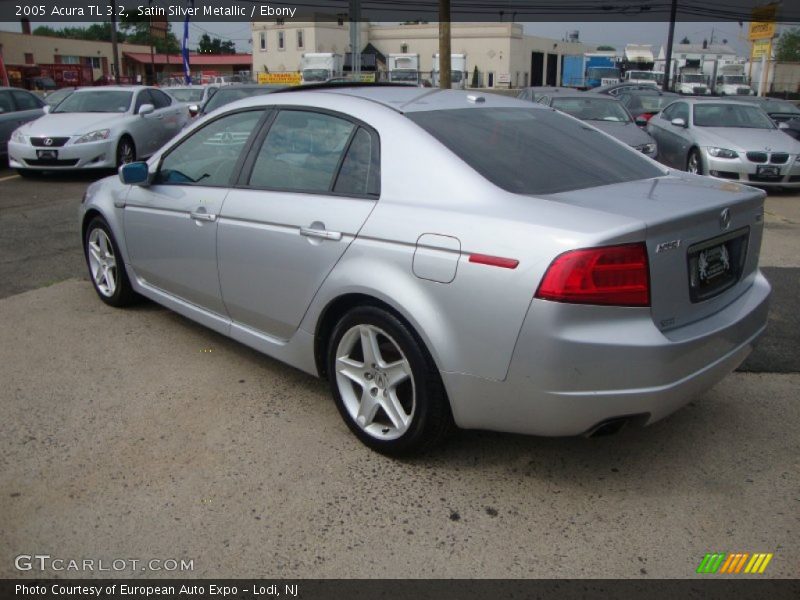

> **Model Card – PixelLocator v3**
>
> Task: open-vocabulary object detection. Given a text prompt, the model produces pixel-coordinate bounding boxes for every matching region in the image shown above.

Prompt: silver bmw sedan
[79,86,770,455]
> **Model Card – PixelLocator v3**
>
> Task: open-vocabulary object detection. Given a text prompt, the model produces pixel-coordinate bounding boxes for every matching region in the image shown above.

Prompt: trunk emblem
[656,240,681,253]
[720,208,731,230]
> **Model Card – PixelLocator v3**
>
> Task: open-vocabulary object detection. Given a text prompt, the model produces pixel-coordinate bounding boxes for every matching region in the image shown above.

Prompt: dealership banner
[4,0,800,22]
[2,579,799,599]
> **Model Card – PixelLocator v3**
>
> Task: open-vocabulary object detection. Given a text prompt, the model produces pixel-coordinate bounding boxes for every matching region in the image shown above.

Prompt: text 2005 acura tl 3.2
[79,85,770,455]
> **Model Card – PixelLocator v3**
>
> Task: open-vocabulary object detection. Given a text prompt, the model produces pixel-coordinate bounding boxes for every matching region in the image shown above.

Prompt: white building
[251,21,589,88]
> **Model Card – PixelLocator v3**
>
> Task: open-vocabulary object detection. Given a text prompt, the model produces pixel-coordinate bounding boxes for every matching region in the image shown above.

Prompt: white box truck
[715,64,754,96]
[432,53,467,89]
[300,53,343,84]
[388,54,420,85]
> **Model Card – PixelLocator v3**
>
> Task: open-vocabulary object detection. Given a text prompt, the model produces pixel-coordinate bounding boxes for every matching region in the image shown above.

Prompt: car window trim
[154,107,272,189]
[235,105,381,201]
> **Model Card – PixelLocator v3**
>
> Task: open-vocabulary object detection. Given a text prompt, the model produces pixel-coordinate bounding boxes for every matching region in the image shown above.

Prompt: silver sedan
[79,87,770,455]
[9,86,189,175]
[647,98,800,187]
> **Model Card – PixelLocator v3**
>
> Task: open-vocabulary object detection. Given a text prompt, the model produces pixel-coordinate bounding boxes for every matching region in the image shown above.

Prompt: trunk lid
[542,174,765,331]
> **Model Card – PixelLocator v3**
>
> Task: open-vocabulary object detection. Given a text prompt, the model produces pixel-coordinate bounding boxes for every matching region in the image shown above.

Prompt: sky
[0,20,762,57]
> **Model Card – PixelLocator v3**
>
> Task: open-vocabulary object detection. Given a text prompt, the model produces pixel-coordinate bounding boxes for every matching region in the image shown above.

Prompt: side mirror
[778,121,789,130]
[671,117,687,128]
[119,161,150,186]
[42,105,51,114]
[188,104,199,117]
[635,115,648,127]
[138,103,155,116]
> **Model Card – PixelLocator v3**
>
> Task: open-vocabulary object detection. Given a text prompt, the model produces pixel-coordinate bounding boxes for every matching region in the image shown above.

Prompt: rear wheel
[327,306,452,456]
[116,136,136,167]
[84,217,138,307]
[687,148,704,175]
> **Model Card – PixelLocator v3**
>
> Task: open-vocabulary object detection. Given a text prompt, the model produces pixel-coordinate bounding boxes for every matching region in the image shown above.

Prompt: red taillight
[641,113,655,121]
[535,243,650,307]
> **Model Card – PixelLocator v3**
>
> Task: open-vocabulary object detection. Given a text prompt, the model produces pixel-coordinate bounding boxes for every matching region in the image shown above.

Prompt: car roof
[72,86,144,93]
[271,86,540,114]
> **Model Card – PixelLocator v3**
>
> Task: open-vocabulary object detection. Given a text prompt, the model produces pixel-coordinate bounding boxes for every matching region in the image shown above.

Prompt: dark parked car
[198,84,286,116]
[617,89,680,124]
[0,87,46,159]
[728,96,800,123]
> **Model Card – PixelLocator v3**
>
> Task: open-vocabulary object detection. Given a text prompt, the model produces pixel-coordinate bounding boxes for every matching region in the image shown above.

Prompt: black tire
[83,216,139,307]
[17,168,42,178]
[687,148,705,175]
[327,305,453,456]
[116,136,136,167]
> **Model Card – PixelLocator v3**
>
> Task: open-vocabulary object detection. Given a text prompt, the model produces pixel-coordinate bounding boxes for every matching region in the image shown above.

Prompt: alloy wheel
[118,140,134,165]
[87,228,117,297]
[688,152,700,174]
[334,324,416,441]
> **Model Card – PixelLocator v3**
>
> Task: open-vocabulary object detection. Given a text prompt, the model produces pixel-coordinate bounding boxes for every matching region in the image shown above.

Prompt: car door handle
[190,211,216,222]
[299,226,342,241]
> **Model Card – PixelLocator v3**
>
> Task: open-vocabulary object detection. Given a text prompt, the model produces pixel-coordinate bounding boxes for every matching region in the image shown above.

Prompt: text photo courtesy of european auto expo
[0,0,798,598]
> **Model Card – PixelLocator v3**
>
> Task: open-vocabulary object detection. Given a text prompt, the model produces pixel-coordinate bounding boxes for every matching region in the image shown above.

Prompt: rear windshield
[407,107,663,195]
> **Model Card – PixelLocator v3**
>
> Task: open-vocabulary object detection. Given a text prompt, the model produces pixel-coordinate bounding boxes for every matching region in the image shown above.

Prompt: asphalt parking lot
[0,166,797,579]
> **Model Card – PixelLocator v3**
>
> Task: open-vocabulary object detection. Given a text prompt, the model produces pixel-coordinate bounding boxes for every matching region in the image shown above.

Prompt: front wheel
[327,306,453,456]
[116,136,136,167]
[84,217,138,307]
[687,148,704,175]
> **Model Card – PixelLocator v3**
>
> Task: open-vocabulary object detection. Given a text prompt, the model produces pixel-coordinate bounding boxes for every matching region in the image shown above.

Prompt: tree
[471,65,479,87]
[118,15,180,53]
[680,36,691,44]
[597,45,616,51]
[775,27,800,62]
[197,33,236,55]
[33,23,119,42]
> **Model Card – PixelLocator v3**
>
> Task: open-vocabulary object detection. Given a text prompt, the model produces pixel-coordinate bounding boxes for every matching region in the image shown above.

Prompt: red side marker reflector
[469,254,519,269]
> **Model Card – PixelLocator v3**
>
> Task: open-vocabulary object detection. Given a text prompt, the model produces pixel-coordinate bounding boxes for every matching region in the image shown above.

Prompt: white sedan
[8,86,189,176]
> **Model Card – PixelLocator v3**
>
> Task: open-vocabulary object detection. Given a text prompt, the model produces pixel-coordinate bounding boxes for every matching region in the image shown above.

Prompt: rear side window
[333,127,380,196]
[248,110,355,192]
[407,108,663,195]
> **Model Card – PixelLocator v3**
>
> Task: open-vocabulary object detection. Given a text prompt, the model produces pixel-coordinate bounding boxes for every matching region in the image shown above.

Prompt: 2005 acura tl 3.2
[79,85,770,455]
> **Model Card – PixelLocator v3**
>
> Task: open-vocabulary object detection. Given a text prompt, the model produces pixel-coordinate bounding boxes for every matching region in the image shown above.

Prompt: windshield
[551,97,631,122]
[620,94,675,112]
[53,91,132,113]
[391,70,418,82]
[168,88,205,102]
[302,69,329,82]
[588,67,620,79]
[628,71,657,80]
[682,74,707,83]
[202,86,282,113]
[693,103,775,129]
[723,75,746,84]
[761,99,800,115]
[407,108,662,195]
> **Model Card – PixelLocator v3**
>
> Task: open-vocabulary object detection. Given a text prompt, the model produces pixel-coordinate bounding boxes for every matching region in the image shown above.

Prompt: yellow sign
[751,38,772,59]
[258,72,302,85]
[749,3,777,40]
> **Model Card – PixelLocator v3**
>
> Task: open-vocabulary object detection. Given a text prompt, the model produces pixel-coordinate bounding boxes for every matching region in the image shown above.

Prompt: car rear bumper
[441,271,770,436]
[8,139,117,170]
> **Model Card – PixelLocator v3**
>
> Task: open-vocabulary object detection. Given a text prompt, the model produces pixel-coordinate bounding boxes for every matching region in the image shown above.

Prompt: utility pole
[349,0,361,79]
[662,0,678,92]
[110,0,120,83]
[439,0,451,89]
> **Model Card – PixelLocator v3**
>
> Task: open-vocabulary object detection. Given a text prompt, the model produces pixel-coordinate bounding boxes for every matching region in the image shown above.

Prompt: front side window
[407,107,664,195]
[156,110,263,186]
[248,110,356,192]
[134,90,154,112]
[150,89,172,109]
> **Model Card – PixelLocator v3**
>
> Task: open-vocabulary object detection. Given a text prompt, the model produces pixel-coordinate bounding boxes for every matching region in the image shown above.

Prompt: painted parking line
[0,174,20,182]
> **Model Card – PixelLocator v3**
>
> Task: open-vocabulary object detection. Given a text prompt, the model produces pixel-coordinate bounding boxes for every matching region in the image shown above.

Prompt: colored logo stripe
[697,552,773,574]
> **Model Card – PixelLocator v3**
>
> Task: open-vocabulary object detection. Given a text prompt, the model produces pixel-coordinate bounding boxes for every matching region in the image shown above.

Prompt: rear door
[217,108,380,340]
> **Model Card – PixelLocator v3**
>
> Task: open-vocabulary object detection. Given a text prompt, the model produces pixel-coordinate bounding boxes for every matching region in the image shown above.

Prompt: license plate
[697,244,731,283]
[756,165,780,178]
[36,149,58,159]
